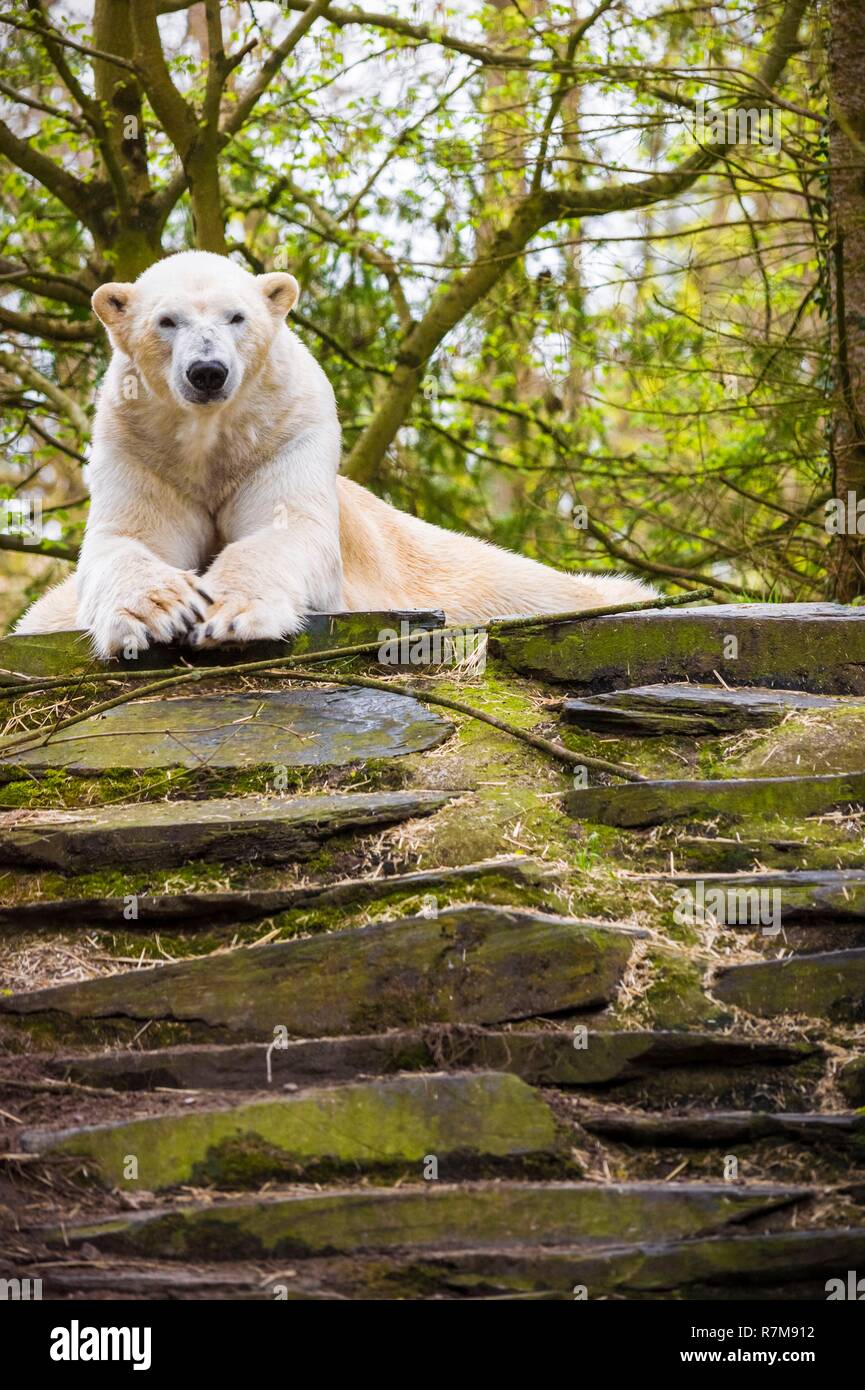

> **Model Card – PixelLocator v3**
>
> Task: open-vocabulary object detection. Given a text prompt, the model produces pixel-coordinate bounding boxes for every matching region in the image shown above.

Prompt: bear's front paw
[188,591,303,647]
[84,571,211,658]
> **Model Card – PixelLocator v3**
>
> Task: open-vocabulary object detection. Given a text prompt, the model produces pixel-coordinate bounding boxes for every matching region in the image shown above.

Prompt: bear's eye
[229,312,245,325]
[158,315,177,330]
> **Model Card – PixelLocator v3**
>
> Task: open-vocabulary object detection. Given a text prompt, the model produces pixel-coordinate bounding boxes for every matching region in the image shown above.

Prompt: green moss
[49,1182,805,1261]
[726,707,865,779]
[634,948,731,1031]
[40,1072,565,1190]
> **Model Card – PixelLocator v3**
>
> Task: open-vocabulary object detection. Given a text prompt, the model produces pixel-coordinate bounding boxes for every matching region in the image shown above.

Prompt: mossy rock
[562,683,865,737]
[0,687,452,776]
[838,1057,865,1107]
[0,610,445,681]
[0,906,645,1039]
[567,772,865,829]
[713,949,865,1022]
[493,603,865,694]
[0,854,554,926]
[42,1180,812,1260]
[383,1227,865,1300]
[33,1225,865,1300]
[24,1071,564,1189]
[637,870,865,925]
[40,1027,819,1098]
[0,789,455,873]
[581,1109,865,1149]
[637,948,730,1031]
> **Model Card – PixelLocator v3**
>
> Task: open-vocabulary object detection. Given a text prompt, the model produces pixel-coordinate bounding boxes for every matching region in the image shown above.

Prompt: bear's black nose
[186,359,228,394]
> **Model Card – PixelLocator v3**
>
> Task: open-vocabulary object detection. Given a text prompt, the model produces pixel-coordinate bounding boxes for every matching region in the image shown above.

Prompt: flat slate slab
[41,1029,818,1093]
[0,687,452,776]
[0,610,445,681]
[567,771,865,828]
[562,683,864,736]
[0,790,454,872]
[24,1071,561,1189]
[581,1109,865,1147]
[399,1227,865,1300]
[0,906,644,1038]
[494,602,865,693]
[0,854,550,926]
[636,870,865,922]
[28,1226,865,1300]
[713,948,865,1021]
[41,1181,810,1260]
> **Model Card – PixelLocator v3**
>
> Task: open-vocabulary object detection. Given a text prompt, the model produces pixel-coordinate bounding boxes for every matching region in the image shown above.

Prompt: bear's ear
[92,283,136,342]
[256,272,299,318]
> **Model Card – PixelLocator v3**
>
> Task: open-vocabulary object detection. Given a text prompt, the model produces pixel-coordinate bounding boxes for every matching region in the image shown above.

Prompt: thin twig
[489,587,715,632]
[264,668,648,781]
[0,1075,123,1099]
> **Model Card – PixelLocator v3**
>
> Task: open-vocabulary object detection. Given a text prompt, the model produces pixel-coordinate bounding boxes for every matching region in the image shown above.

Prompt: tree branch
[220,0,331,138]
[0,305,97,342]
[0,350,89,434]
[0,533,78,562]
[344,0,811,485]
[0,117,109,237]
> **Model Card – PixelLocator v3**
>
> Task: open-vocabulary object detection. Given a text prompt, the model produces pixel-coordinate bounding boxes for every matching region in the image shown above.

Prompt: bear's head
[91,251,299,408]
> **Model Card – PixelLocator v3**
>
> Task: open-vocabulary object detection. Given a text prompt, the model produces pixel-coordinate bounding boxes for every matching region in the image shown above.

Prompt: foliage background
[0,0,833,629]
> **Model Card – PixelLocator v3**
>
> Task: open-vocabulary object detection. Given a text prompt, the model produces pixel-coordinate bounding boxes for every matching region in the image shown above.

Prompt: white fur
[15,251,653,655]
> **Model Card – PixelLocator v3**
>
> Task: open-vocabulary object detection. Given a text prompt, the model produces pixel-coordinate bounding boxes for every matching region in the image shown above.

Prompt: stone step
[23,1226,865,1300]
[388,1227,865,1300]
[0,789,455,873]
[0,610,445,682]
[567,772,865,828]
[0,855,552,927]
[840,1059,865,1106]
[22,1071,563,1189]
[581,1108,865,1147]
[0,906,644,1039]
[493,602,865,693]
[37,1180,812,1260]
[14,1261,306,1301]
[633,869,865,922]
[713,948,865,1022]
[36,1028,817,1094]
[562,683,863,736]
[0,686,452,776]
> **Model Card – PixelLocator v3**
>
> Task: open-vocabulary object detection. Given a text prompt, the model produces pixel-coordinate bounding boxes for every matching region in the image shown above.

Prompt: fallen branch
[490,587,714,632]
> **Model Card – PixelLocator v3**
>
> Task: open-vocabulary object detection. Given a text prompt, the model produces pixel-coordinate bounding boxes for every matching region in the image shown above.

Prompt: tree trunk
[829,0,865,600]
[92,0,163,278]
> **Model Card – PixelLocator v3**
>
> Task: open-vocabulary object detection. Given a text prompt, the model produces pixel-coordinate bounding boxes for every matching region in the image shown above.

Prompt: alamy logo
[826,1270,865,1299]
[0,1276,42,1300]
[49,1321,152,1371]
[377,620,486,671]
[825,492,865,535]
[673,881,781,935]
[692,99,781,154]
[0,495,42,543]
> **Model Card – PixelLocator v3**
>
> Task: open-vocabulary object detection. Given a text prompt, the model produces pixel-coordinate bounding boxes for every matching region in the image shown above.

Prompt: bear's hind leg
[13,572,79,634]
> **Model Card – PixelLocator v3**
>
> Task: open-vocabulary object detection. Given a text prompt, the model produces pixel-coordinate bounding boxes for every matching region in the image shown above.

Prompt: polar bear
[15,251,654,656]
